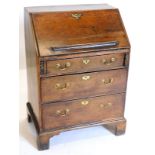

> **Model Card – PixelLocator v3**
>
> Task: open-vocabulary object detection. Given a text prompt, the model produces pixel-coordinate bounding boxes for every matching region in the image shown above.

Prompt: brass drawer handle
[82,75,90,80]
[102,57,116,65]
[56,62,71,70]
[82,58,90,65]
[55,83,70,90]
[102,78,113,85]
[100,102,112,108]
[56,109,70,116]
[72,13,82,20]
[81,100,89,105]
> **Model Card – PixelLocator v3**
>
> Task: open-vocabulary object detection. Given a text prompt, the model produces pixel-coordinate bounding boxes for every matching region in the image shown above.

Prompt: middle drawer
[41,69,127,103]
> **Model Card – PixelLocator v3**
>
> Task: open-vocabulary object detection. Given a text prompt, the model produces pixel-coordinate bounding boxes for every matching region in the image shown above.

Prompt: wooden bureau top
[25,4,130,57]
[25,4,114,12]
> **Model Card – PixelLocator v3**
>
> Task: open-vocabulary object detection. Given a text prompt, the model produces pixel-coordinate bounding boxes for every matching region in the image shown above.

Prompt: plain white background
[2,0,155,155]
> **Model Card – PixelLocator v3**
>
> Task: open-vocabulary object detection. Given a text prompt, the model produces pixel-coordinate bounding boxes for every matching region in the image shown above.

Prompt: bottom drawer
[42,93,125,130]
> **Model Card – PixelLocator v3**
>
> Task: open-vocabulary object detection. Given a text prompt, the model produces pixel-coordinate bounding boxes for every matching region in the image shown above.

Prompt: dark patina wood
[42,93,125,130]
[25,4,130,150]
[24,9,42,129]
[41,69,128,103]
[46,53,126,76]
[31,9,130,56]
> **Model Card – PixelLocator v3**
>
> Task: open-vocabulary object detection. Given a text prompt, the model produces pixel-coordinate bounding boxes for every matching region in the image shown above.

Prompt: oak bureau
[24,4,130,150]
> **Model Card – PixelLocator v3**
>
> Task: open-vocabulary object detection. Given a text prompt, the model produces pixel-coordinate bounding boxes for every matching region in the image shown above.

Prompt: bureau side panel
[24,9,42,129]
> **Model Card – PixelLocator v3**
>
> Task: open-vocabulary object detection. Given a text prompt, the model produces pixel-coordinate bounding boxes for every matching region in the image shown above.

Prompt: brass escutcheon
[82,75,90,80]
[71,13,82,19]
[81,100,89,105]
[82,59,90,65]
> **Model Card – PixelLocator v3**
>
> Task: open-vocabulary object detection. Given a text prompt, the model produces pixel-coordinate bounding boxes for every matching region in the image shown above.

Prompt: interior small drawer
[41,69,127,103]
[42,93,125,130]
[46,53,126,76]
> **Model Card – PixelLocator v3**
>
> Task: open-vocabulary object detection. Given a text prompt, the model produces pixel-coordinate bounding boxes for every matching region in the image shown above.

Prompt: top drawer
[45,53,126,76]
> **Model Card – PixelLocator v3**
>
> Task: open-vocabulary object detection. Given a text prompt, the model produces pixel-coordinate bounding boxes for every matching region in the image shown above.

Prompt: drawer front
[41,69,127,103]
[46,53,125,76]
[42,93,125,130]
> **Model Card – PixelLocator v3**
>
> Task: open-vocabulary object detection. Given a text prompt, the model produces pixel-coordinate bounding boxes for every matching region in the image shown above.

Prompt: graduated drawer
[42,93,125,130]
[46,53,125,76]
[41,69,127,103]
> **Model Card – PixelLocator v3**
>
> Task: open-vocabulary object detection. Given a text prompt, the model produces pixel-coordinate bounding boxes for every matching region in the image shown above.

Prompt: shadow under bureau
[24,4,130,150]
